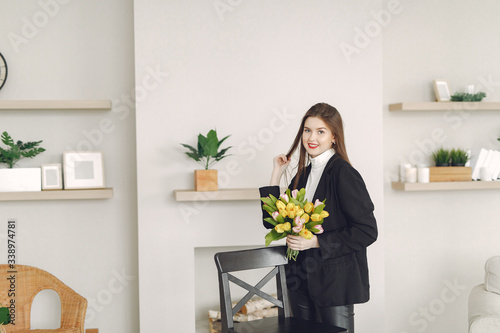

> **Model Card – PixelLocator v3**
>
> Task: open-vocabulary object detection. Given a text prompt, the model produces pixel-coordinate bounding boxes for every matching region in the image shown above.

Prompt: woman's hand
[270,154,290,185]
[286,234,319,251]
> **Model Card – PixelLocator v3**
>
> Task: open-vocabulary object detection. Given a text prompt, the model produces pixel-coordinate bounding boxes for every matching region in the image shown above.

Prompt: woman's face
[302,116,335,158]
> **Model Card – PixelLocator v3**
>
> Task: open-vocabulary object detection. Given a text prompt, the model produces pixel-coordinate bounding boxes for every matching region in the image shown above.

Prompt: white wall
[0,1,138,332]
[384,1,500,332]
[135,1,384,332]
[9,1,498,332]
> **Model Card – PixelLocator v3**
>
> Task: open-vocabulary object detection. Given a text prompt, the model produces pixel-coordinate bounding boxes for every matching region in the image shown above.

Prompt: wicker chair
[0,265,97,333]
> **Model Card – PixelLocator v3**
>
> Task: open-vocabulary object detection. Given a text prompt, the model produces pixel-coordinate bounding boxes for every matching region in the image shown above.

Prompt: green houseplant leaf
[203,130,219,156]
[180,144,201,162]
[214,148,231,164]
[217,135,230,149]
[1,132,14,147]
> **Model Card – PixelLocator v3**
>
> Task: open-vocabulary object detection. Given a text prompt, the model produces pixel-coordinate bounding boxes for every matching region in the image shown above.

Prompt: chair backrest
[0,265,87,332]
[214,246,289,332]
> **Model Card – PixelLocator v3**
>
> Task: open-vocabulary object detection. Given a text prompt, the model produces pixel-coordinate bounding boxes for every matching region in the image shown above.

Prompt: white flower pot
[0,168,42,192]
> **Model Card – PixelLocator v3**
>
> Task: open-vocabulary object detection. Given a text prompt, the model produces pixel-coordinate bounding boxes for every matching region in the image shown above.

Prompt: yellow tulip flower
[304,202,314,213]
[311,213,321,222]
[276,200,286,211]
[299,228,313,239]
[279,209,288,218]
[286,203,295,219]
[301,213,310,223]
[275,222,291,233]
[320,210,329,218]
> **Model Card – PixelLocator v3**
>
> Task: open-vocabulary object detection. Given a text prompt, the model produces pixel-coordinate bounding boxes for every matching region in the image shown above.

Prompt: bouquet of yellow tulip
[261,188,329,261]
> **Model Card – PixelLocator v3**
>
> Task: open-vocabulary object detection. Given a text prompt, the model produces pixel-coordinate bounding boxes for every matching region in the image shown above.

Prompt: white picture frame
[63,151,105,189]
[433,80,451,102]
[41,164,62,190]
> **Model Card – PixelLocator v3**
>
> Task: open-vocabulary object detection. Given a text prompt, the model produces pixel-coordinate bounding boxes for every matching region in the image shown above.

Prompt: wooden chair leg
[86,329,99,333]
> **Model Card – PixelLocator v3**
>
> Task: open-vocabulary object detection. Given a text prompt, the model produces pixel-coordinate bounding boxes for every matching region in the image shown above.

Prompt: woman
[259,102,377,332]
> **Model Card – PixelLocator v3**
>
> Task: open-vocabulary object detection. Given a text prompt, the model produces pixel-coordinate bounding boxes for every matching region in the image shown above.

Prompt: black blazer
[260,154,377,307]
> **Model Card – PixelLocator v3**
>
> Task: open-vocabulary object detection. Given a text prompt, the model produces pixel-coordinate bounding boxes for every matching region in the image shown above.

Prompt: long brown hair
[286,103,350,189]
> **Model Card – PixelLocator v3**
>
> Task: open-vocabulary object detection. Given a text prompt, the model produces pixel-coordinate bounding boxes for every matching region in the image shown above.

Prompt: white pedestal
[0,168,42,192]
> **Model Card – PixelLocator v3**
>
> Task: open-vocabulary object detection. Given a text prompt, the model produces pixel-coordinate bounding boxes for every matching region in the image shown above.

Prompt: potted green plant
[449,148,470,166]
[430,147,472,182]
[0,131,46,192]
[180,129,231,191]
[432,148,450,167]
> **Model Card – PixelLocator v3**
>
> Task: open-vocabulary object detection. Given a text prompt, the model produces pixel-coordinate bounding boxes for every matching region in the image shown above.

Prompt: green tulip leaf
[297,188,306,202]
[261,197,277,211]
[264,217,278,227]
[313,203,326,214]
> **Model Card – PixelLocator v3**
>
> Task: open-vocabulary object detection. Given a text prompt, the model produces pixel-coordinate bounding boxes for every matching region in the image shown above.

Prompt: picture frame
[433,80,451,102]
[41,164,63,190]
[63,151,105,189]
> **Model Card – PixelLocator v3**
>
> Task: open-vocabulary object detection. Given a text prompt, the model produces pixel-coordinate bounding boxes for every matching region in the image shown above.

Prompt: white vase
[0,168,42,192]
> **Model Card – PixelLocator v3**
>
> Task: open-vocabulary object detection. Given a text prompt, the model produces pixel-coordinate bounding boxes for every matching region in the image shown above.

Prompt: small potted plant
[430,147,472,182]
[432,148,450,167]
[449,148,470,166]
[0,131,46,192]
[180,129,231,191]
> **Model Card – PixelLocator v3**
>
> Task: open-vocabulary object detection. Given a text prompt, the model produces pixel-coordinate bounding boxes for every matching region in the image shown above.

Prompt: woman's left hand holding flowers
[286,234,319,251]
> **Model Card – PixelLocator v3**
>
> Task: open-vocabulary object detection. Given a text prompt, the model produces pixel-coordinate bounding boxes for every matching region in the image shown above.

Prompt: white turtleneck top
[304,148,335,202]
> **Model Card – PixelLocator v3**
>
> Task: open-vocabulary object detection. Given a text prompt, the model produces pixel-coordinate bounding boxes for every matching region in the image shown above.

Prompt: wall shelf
[0,100,112,110]
[0,188,113,201]
[392,181,500,191]
[174,188,261,201]
[389,102,500,112]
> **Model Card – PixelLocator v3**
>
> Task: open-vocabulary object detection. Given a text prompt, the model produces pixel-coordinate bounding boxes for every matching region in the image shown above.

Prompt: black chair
[214,246,347,333]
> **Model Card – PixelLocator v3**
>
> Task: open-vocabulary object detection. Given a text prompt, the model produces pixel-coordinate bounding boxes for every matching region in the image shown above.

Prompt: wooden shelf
[392,181,500,191]
[174,188,261,201]
[389,102,500,112]
[0,100,112,110]
[0,188,113,201]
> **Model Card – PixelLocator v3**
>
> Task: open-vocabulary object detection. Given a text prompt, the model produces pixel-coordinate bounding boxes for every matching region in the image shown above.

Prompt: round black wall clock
[0,52,8,91]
